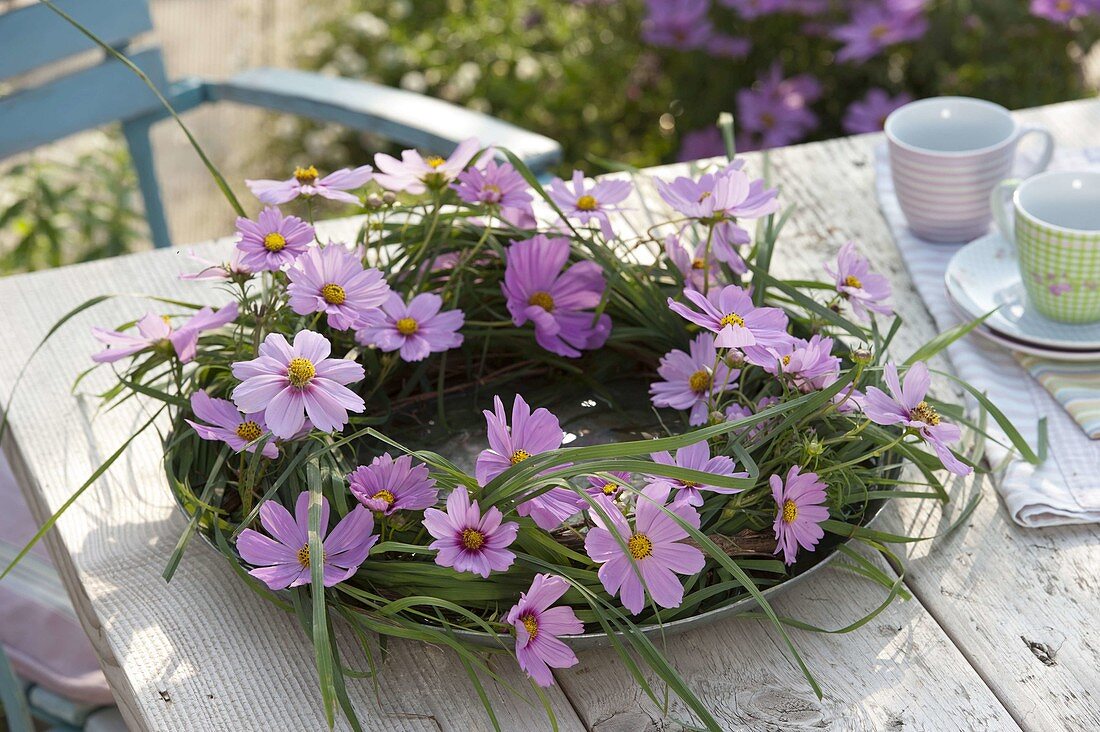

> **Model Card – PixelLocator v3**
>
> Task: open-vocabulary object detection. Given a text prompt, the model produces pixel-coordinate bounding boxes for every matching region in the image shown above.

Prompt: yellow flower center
[395,317,419,336]
[601,482,618,496]
[697,191,712,203]
[681,480,700,488]
[782,499,798,524]
[236,421,262,442]
[297,544,311,568]
[871,23,888,40]
[294,165,319,185]
[320,283,346,305]
[576,194,598,211]
[287,357,316,388]
[528,291,555,312]
[426,156,446,169]
[720,312,745,328]
[627,533,653,560]
[510,449,531,465]
[263,232,287,252]
[520,613,539,639]
[371,489,396,506]
[691,258,706,270]
[1057,0,1073,9]
[460,528,485,550]
[844,274,863,289]
[781,354,791,366]
[911,400,941,426]
[761,112,776,129]
[688,369,711,394]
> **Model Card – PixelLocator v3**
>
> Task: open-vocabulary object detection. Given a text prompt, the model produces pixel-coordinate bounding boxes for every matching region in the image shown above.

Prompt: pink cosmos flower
[677,127,727,163]
[648,440,747,507]
[668,284,790,353]
[236,492,377,589]
[231,330,366,439]
[235,207,315,272]
[451,158,534,217]
[185,390,279,459]
[245,164,373,205]
[842,89,913,134]
[722,0,819,18]
[502,235,612,358]
[832,0,928,63]
[736,64,822,150]
[863,362,972,475]
[1031,0,1096,22]
[348,453,438,516]
[656,162,779,264]
[770,465,829,565]
[354,292,464,362]
[179,248,252,281]
[641,0,713,49]
[423,485,519,577]
[286,245,391,331]
[755,334,841,392]
[586,471,632,500]
[546,171,632,240]
[91,303,238,364]
[584,483,705,615]
[725,395,780,441]
[373,138,480,194]
[506,574,583,687]
[664,234,723,290]
[650,333,738,426]
[707,33,752,58]
[476,394,584,530]
[824,242,893,321]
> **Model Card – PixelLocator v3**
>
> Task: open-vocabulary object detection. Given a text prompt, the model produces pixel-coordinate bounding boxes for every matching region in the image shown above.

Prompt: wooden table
[2,99,1099,731]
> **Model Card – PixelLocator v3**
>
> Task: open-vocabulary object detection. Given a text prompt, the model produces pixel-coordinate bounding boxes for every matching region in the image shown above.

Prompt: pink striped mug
[885,97,1053,243]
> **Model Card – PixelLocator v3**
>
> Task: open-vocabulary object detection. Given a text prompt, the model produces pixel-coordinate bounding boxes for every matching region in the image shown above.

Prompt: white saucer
[944,232,1100,351]
[945,288,1100,362]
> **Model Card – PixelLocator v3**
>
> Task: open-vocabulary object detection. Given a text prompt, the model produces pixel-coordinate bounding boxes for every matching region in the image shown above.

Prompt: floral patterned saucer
[945,232,1100,351]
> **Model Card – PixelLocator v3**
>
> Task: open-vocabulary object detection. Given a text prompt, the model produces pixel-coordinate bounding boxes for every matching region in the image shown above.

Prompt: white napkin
[874,145,1100,527]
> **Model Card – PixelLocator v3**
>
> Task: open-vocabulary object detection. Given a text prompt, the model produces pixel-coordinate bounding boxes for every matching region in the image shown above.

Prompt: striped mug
[991,171,1100,324]
[885,97,1053,243]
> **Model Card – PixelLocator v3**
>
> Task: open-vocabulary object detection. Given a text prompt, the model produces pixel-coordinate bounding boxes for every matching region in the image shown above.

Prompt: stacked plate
[945,233,1100,361]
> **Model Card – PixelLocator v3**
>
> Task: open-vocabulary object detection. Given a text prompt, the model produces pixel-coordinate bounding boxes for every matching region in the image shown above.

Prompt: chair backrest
[0,0,168,159]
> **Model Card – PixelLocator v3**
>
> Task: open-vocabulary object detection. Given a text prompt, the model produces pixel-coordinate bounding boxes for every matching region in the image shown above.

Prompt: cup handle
[989,178,1021,244]
[1015,124,1054,176]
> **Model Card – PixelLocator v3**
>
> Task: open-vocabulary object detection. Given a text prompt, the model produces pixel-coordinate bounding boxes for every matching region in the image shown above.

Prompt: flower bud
[365,193,384,208]
[381,191,397,204]
[852,347,872,365]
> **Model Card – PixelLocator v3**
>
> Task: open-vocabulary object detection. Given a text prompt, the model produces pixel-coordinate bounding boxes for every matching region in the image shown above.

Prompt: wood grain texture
[879,101,1100,732]
[2,101,1097,731]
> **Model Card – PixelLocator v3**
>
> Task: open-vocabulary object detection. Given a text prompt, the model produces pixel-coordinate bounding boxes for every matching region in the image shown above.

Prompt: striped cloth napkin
[875,145,1100,527]
[1015,355,1100,439]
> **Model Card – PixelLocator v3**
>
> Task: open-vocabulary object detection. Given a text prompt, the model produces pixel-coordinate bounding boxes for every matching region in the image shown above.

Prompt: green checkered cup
[991,171,1100,323]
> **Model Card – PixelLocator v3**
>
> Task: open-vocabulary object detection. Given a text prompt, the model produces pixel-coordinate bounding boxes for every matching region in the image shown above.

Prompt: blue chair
[0,0,562,250]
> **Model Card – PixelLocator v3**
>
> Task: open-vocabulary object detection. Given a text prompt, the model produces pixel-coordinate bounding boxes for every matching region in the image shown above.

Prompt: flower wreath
[63,138,1028,730]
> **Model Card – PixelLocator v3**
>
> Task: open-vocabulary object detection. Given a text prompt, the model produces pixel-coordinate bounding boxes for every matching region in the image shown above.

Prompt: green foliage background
[277,0,1100,172]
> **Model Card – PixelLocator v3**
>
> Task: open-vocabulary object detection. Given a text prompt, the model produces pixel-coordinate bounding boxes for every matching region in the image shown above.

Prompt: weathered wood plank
[883,105,1100,732]
[559,553,1018,731]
